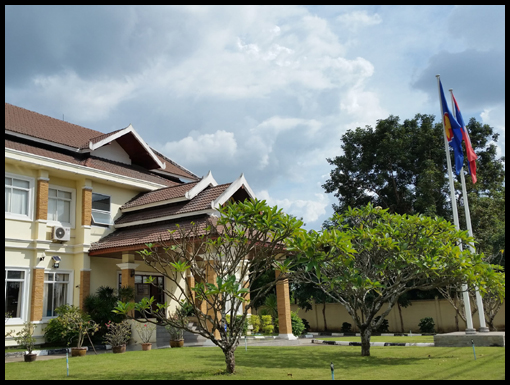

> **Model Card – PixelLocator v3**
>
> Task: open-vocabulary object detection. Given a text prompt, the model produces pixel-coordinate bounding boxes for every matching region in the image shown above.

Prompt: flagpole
[449,89,489,333]
[436,75,475,334]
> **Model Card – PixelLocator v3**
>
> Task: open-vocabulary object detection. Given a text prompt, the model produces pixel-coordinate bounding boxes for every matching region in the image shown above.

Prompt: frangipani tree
[114,199,304,374]
[287,204,504,356]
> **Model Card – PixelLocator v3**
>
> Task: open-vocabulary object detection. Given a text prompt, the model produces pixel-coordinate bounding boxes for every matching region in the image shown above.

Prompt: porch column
[79,269,91,310]
[205,264,220,339]
[117,252,139,317]
[30,267,45,321]
[275,270,296,340]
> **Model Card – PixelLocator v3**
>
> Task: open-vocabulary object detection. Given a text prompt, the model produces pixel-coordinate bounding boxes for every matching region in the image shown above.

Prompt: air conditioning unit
[52,226,71,242]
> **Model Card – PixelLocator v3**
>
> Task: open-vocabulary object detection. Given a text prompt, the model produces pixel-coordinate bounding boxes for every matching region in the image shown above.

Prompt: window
[5,174,33,220]
[43,272,71,317]
[119,273,164,318]
[5,268,29,323]
[47,186,75,227]
[91,193,113,227]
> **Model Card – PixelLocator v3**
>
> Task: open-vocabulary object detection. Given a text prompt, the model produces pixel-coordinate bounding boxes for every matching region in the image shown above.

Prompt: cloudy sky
[5,5,505,230]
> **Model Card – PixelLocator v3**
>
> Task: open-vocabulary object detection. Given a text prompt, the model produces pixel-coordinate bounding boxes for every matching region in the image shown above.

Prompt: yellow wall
[290,299,506,333]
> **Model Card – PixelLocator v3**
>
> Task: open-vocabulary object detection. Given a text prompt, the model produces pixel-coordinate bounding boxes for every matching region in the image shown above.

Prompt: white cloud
[257,190,329,223]
[336,10,382,31]
[29,70,137,123]
[160,130,238,167]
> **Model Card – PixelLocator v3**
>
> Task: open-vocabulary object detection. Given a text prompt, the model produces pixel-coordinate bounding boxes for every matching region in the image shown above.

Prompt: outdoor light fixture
[39,256,45,261]
[52,255,61,269]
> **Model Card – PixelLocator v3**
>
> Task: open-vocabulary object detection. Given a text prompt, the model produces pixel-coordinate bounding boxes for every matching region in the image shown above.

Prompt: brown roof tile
[88,215,217,253]
[121,182,199,210]
[5,103,104,148]
[5,103,199,181]
[5,138,180,187]
[115,184,230,225]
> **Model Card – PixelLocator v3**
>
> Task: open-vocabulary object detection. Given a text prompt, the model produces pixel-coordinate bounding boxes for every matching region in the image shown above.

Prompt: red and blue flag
[439,79,464,175]
[451,92,478,184]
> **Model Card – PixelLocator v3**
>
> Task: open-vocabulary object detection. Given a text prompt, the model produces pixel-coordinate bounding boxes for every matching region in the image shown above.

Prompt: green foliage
[83,285,134,343]
[260,315,274,334]
[258,293,278,319]
[46,305,98,348]
[226,315,248,335]
[43,305,81,347]
[340,322,352,333]
[418,317,436,334]
[248,315,261,333]
[7,321,36,354]
[289,203,504,356]
[103,320,131,347]
[290,311,305,337]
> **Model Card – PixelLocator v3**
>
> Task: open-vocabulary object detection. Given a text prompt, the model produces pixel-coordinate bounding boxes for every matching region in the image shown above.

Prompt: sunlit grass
[5,344,505,380]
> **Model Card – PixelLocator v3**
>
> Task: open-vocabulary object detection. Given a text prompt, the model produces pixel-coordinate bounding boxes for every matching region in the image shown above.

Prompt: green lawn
[5,344,505,380]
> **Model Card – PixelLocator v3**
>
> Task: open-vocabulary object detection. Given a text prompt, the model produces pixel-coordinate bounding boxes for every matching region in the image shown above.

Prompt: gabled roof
[89,173,256,254]
[5,103,199,181]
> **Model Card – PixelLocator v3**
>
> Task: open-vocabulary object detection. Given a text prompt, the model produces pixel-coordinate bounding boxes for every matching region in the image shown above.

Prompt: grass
[5,344,505,380]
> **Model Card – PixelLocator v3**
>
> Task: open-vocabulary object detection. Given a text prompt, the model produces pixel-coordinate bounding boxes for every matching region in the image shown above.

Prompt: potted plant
[7,321,37,362]
[134,322,156,351]
[165,311,187,348]
[57,305,98,357]
[104,320,132,353]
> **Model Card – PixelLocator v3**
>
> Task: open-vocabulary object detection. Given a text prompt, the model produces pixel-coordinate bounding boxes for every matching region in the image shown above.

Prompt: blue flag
[439,79,464,175]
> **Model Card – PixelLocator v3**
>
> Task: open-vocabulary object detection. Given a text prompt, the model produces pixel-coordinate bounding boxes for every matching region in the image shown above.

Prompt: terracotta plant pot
[24,353,37,362]
[112,344,126,354]
[170,340,184,348]
[71,347,87,357]
[141,343,152,351]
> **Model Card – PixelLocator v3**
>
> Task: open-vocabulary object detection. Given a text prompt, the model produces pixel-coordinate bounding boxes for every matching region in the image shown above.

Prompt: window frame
[5,173,34,222]
[47,185,76,228]
[41,270,74,320]
[5,267,30,325]
[91,192,113,227]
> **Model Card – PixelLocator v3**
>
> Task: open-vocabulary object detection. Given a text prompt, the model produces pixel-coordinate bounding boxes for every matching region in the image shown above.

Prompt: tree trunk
[223,347,236,374]
[322,301,328,332]
[360,326,371,357]
[397,302,404,333]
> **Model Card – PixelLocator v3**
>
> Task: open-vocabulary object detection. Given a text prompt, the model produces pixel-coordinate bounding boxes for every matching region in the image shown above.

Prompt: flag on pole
[451,92,478,184]
[438,79,464,175]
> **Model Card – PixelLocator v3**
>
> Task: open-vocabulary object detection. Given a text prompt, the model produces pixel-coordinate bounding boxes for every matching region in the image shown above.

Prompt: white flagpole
[436,75,475,334]
[449,89,489,333]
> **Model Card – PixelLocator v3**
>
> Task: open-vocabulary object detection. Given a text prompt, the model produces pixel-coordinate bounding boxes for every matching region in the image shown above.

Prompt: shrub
[301,318,311,333]
[249,315,261,333]
[374,316,389,333]
[341,322,352,333]
[290,311,305,337]
[43,305,80,346]
[225,315,248,335]
[418,317,435,333]
[84,286,134,343]
[260,315,274,334]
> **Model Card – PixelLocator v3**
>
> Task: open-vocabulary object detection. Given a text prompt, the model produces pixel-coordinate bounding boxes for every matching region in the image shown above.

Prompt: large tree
[288,204,504,357]
[322,114,505,235]
[114,199,304,374]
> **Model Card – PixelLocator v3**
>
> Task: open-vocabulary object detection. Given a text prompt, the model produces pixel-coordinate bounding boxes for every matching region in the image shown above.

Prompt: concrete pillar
[205,264,220,339]
[275,270,296,339]
[79,269,91,310]
[117,252,139,317]
[30,268,45,321]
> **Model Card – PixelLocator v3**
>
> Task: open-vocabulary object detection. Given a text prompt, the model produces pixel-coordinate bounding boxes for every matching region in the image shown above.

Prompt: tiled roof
[5,103,199,181]
[151,148,200,181]
[115,184,230,225]
[5,138,180,187]
[88,215,219,253]
[5,103,105,148]
[121,182,200,210]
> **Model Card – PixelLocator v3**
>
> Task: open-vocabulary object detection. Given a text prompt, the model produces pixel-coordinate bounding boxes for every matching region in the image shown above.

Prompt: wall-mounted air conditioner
[52,226,71,242]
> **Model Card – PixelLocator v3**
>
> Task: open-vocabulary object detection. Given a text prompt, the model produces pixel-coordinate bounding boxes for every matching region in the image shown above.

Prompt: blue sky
[5,5,505,230]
